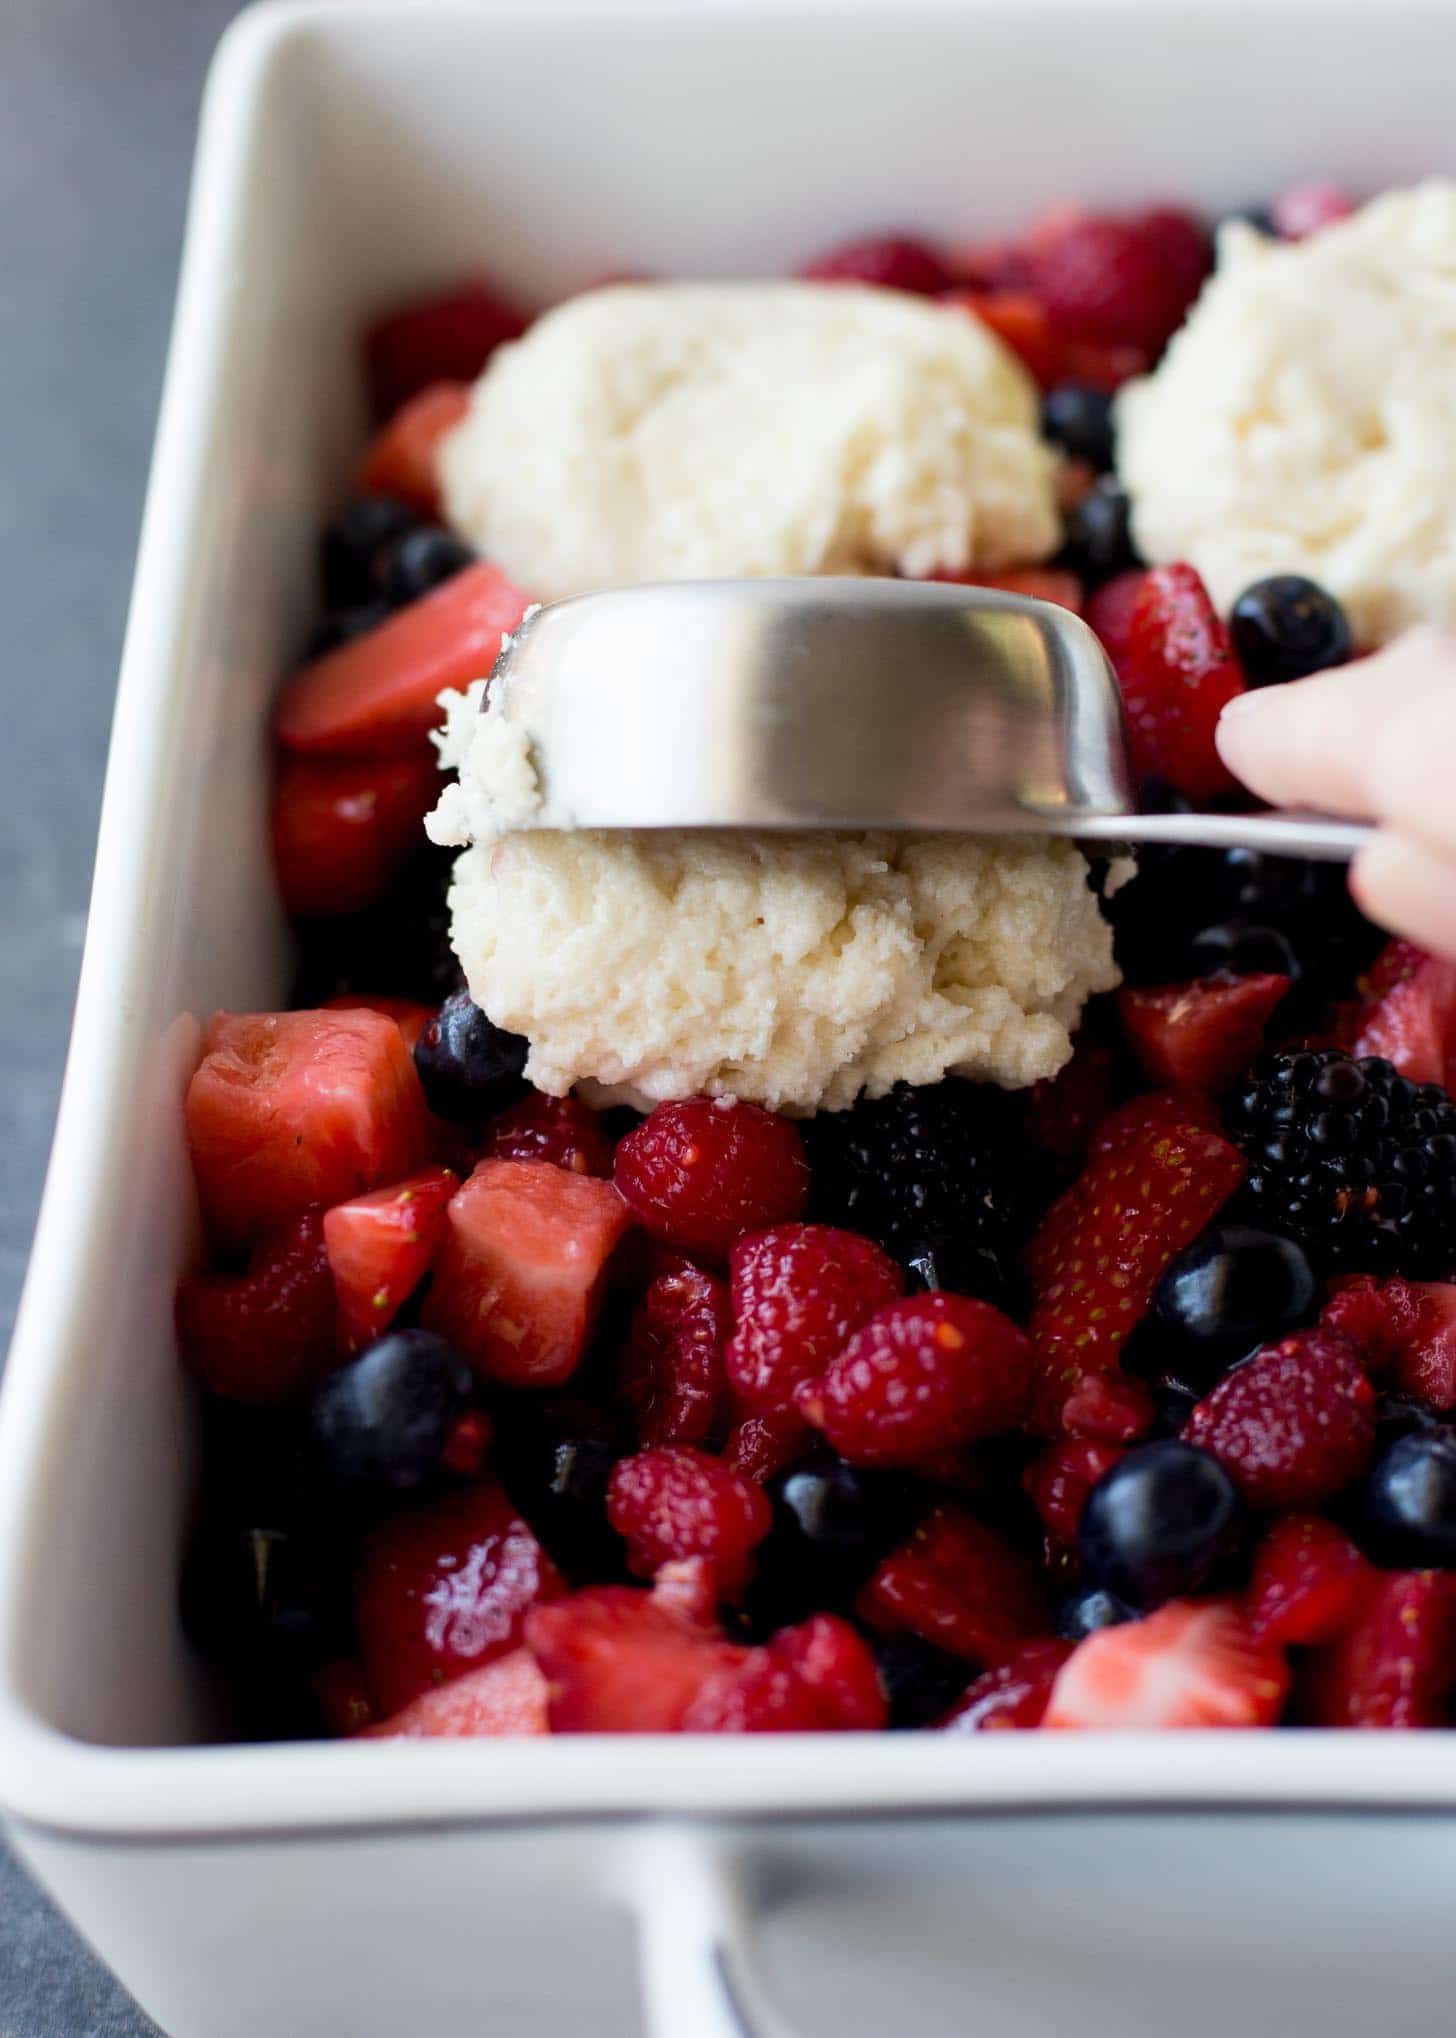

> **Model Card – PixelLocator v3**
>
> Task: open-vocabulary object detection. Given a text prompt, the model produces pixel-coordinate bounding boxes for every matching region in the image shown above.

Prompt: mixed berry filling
[180,188,1456,1740]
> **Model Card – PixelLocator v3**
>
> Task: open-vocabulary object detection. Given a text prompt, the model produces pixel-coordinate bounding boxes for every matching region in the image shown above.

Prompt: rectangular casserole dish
[5,4,1456,2033]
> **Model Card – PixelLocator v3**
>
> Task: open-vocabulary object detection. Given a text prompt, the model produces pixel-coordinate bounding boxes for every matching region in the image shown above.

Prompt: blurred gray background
[2,0,242,2028]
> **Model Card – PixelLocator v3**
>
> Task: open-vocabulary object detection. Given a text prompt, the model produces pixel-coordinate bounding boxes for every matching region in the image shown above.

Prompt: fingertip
[1351,831,1456,962]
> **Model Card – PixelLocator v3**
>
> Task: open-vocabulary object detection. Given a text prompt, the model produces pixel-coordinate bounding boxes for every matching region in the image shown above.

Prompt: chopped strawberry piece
[722,1406,812,1484]
[614,1098,809,1263]
[312,1659,376,1736]
[796,1293,1032,1467]
[1026,1092,1246,1436]
[274,560,532,759]
[525,1581,749,1733]
[856,1504,1048,1665]
[485,1092,613,1178]
[1114,563,1248,800]
[1270,181,1356,241]
[424,1158,632,1387]
[925,567,1084,614]
[322,994,435,1052]
[176,1211,337,1404]
[1057,337,1151,391]
[947,289,1064,387]
[1044,1598,1289,1729]
[1181,1326,1376,1508]
[1016,205,1212,355]
[1349,940,1456,1091]
[1116,972,1290,1092]
[1058,1371,1155,1444]
[683,1614,887,1732]
[1024,1039,1115,1180]
[356,1479,564,1715]
[1304,1570,1456,1728]
[1085,568,1148,663]
[938,1641,1073,1732]
[185,1009,429,1248]
[360,1648,548,1738]
[272,753,440,918]
[726,1223,903,1414]
[323,1165,457,1353]
[799,233,951,295]
[1246,1512,1376,1647]
[356,379,470,516]
[1323,1274,1456,1410]
[1023,1439,1126,1546]
[606,1446,772,1597]
[620,1263,733,1448]
[364,280,527,422]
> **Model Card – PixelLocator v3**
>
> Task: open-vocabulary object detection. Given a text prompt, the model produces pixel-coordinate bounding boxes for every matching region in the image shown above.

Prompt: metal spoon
[488,578,1370,860]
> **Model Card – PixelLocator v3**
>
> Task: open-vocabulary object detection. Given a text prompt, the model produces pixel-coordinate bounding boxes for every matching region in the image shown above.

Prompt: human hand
[1216,629,1456,961]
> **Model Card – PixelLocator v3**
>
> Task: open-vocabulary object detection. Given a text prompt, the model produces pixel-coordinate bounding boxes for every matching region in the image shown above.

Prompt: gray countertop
[2,1,244,2028]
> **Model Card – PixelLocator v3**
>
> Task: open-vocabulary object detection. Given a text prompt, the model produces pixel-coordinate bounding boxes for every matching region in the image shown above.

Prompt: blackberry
[803,1079,1031,1308]
[1228,1050,1456,1278]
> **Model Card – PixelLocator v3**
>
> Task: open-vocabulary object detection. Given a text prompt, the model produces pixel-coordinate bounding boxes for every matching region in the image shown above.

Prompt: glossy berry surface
[486,1092,614,1178]
[1229,574,1353,687]
[413,991,529,1124]
[320,494,420,608]
[606,1447,773,1597]
[614,1098,809,1261]
[382,527,475,607]
[1058,478,1139,585]
[1040,382,1115,470]
[1182,1327,1376,1509]
[1364,1430,1456,1568]
[1187,921,1300,982]
[799,232,952,295]
[309,1329,476,1497]
[619,1262,732,1448]
[1152,1225,1317,1376]
[726,1222,904,1412]
[1078,1441,1244,1608]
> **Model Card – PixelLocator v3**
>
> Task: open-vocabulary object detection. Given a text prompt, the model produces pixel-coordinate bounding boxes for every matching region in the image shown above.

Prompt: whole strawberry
[1114,563,1247,800]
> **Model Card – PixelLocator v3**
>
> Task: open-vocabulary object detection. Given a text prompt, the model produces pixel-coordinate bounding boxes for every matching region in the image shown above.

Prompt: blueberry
[309,1330,476,1497]
[1079,1441,1244,1607]
[304,600,392,659]
[413,990,529,1122]
[1365,1429,1456,1567]
[320,495,420,607]
[1040,383,1116,471]
[872,1635,970,1728]
[1056,1587,1136,1640]
[1152,1225,1317,1379]
[1374,1392,1444,1446]
[747,1460,919,1629]
[1058,478,1140,585]
[1187,920,1300,982]
[1229,575,1353,688]
[382,528,475,607]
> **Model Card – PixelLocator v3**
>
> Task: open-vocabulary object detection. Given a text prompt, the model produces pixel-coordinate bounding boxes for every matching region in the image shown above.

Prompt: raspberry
[1023,1439,1125,1546]
[1018,205,1212,354]
[726,1223,904,1413]
[486,1092,613,1177]
[938,1641,1073,1732]
[1246,1511,1375,1646]
[794,1293,1032,1467]
[619,1263,732,1447]
[799,233,952,295]
[722,1406,812,1484]
[682,1614,887,1731]
[614,1098,809,1262]
[1322,1273,1456,1410]
[175,1212,338,1405]
[606,1446,773,1597]
[1181,1326,1376,1508]
[857,1504,1047,1665]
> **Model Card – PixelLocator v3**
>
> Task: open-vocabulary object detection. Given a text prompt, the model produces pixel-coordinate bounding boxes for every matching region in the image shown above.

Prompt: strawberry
[1322,1274,1456,1410]
[364,280,527,421]
[1026,1093,1246,1436]
[1014,205,1212,355]
[1116,972,1290,1092]
[185,1009,429,1249]
[323,1165,457,1353]
[606,1446,773,1597]
[311,1659,376,1736]
[1246,1512,1376,1647]
[355,1478,564,1715]
[925,567,1084,614]
[1304,1570,1456,1728]
[1349,940,1456,1092]
[272,753,441,918]
[1085,568,1148,663]
[424,1158,632,1388]
[359,1648,548,1738]
[485,1092,614,1178]
[322,994,435,1052]
[1181,1327,1376,1508]
[356,379,470,517]
[1114,563,1247,800]
[682,1614,887,1732]
[856,1504,1048,1665]
[620,1262,732,1448]
[1023,1439,1126,1546]
[726,1223,904,1414]
[1023,1039,1114,1182]
[1044,1598,1289,1729]
[948,289,1065,387]
[176,1211,338,1404]
[525,1580,749,1733]
[1270,181,1356,241]
[937,1641,1073,1732]
[799,233,952,295]
[614,1098,809,1263]
[274,559,532,759]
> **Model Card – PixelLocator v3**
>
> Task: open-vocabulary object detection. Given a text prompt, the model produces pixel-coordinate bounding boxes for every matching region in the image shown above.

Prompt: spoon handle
[1070,810,1374,863]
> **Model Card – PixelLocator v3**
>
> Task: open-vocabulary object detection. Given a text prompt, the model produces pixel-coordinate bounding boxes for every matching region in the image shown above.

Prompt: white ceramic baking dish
[6,2,1456,2033]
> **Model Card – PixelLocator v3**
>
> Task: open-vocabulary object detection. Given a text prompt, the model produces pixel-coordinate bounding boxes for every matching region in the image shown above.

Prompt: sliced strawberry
[323,1165,457,1353]
[356,1479,564,1715]
[359,1648,549,1738]
[856,1504,1048,1666]
[1116,972,1290,1092]
[1026,1093,1246,1436]
[176,1211,338,1403]
[1015,205,1212,355]
[1304,1570,1456,1728]
[185,1009,429,1248]
[682,1614,887,1732]
[925,567,1084,614]
[1246,1512,1376,1647]
[274,560,532,759]
[1112,563,1247,800]
[938,1640,1073,1732]
[272,753,439,917]
[364,281,527,422]
[525,1580,749,1733]
[1044,1599,1289,1729]
[322,994,435,1052]
[424,1158,632,1387]
[1323,1274,1456,1410]
[1349,940,1456,1092]
[356,379,470,517]
[1085,568,1148,663]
